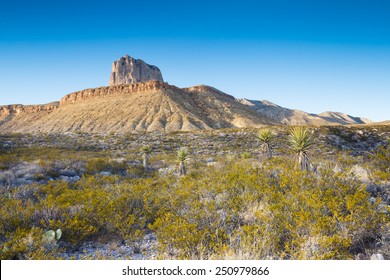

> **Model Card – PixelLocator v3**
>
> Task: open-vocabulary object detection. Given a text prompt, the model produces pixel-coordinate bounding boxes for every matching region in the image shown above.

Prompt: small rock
[378,203,389,214]
[59,175,80,183]
[60,170,78,177]
[370,253,384,260]
[366,185,378,196]
[333,164,342,173]
[350,165,370,182]
[356,253,367,260]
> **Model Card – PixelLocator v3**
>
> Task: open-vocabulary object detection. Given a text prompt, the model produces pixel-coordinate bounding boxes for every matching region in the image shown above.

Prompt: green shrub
[369,144,390,181]
[148,160,385,259]
[85,158,126,175]
[0,129,389,260]
[0,227,62,260]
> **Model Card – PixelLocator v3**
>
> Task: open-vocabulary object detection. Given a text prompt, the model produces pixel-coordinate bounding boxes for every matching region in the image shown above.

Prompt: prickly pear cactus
[55,229,62,240]
[44,230,56,242]
[43,229,62,242]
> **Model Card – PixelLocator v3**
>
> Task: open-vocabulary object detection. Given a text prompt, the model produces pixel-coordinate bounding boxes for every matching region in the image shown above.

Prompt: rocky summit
[109,55,163,86]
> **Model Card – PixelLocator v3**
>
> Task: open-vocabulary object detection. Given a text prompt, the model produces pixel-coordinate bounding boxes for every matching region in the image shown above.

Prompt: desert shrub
[37,160,61,179]
[85,158,127,175]
[0,178,147,252]
[0,227,61,260]
[369,144,390,181]
[1,129,389,260]
[126,165,153,178]
[149,212,203,258]
[0,154,14,170]
[148,160,385,259]
[240,151,253,159]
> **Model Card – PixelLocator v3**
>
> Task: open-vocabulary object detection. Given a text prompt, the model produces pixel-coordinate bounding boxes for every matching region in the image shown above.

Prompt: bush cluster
[1,158,387,259]
[0,127,389,259]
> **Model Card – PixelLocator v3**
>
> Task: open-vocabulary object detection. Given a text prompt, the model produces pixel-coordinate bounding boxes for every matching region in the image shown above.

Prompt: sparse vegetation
[0,126,389,260]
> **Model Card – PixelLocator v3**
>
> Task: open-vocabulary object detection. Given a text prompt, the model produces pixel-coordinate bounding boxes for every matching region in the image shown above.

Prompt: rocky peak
[109,55,164,86]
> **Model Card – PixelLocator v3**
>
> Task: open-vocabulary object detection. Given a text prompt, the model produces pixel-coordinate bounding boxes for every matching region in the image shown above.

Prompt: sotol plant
[288,127,314,171]
[176,147,189,176]
[140,145,152,171]
[257,128,274,159]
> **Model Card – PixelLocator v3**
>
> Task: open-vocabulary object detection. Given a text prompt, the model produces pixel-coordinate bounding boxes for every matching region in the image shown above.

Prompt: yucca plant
[257,128,274,159]
[288,126,314,171]
[140,145,152,171]
[176,147,189,176]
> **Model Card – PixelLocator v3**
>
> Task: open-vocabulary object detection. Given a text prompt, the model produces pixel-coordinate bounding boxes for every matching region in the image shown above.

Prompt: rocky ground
[1,125,389,260]
[59,233,158,260]
[2,125,389,155]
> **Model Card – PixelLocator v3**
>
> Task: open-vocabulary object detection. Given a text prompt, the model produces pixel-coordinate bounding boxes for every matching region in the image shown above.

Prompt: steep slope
[239,98,372,125]
[239,99,329,125]
[184,86,275,128]
[0,103,59,131]
[0,81,274,133]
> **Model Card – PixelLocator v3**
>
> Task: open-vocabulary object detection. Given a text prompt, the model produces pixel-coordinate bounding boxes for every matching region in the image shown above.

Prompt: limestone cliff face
[0,103,59,116]
[60,81,176,106]
[109,55,163,86]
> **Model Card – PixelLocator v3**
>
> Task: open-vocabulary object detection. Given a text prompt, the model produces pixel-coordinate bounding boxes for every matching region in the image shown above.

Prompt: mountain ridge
[239,98,372,126]
[0,81,375,133]
[0,81,275,133]
[0,54,377,133]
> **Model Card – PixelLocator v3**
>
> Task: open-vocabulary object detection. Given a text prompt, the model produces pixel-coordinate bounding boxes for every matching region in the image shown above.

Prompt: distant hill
[238,99,372,126]
[318,111,372,125]
[368,120,390,126]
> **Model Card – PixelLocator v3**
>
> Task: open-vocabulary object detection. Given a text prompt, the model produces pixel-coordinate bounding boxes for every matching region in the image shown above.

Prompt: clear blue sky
[0,0,389,121]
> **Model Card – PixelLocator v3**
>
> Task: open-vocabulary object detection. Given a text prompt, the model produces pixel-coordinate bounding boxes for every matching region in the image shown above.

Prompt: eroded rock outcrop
[0,103,59,116]
[60,81,176,106]
[109,55,163,86]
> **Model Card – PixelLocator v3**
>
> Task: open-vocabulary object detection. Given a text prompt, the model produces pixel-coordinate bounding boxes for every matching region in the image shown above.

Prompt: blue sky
[0,0,389,121]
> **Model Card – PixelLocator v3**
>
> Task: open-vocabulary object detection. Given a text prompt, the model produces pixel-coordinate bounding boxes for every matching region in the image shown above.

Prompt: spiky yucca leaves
[140,145,152,170]
[176,147,189,176]
[288,127,314,171]
[257,129,274,159]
